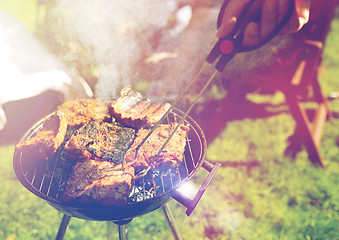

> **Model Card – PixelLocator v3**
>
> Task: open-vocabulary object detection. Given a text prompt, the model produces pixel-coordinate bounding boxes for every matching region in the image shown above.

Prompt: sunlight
[176,181,198,200]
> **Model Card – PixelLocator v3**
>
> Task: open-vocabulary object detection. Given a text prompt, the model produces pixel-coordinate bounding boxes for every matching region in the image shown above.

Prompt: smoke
[52,0,178,99]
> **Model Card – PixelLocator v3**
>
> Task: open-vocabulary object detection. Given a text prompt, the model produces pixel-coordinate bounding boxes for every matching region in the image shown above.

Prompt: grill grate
[16,110,203,206]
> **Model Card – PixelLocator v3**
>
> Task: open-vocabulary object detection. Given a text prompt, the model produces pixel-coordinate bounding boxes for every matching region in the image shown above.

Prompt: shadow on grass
[191,96,290,144]
[189,92,328,169]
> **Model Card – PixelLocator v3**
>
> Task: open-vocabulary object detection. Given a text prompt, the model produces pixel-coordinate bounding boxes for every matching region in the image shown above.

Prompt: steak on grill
[58,99,110,128]
[64,120,136,164]
[108,87,171,128]
[61,160,134,206]
[125,123,189,170]
[16,91,190,206]
[15,111,68,160]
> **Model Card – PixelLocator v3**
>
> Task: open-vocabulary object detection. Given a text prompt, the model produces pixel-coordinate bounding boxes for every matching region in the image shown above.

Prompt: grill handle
[171,160,220,216]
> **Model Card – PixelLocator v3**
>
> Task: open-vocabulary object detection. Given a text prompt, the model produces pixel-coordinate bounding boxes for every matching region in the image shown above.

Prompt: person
[146,0,312,100]
[0,11,93,144]
[217,0,311,46]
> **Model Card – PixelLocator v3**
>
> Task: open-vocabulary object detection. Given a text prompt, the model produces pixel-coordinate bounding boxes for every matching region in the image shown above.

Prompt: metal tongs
[133,0,295,177]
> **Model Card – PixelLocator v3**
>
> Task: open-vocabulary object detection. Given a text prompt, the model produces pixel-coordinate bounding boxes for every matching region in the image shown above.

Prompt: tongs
[133,0,295,176]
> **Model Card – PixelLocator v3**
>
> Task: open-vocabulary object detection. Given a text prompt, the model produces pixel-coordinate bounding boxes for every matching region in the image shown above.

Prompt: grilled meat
[58,99,110,128]
[65,120,135,164]
[108,87,171,128]
[16,90,192,206]
[15,111,67,160]
[125,123,189,170]
[61,160,134,206]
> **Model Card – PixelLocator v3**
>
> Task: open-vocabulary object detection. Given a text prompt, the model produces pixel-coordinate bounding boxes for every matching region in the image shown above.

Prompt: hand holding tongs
[138,0,296,165]
[207,0,295,72]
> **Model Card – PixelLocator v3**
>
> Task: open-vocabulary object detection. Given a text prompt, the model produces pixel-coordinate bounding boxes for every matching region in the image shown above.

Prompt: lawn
[1,1,339,240]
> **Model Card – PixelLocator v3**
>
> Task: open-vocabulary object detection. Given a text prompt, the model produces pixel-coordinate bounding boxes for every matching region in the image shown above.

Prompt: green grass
[203,117,339,240]
[1,2,339,240]
[1,116,339,239]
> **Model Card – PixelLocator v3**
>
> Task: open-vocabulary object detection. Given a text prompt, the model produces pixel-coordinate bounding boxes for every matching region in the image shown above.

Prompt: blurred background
[0,0,338,239]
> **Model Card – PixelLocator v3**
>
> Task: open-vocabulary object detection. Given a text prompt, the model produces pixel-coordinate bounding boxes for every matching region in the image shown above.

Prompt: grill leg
[162,203,182,240]
[55,214,71,240]
[118,224,128,240]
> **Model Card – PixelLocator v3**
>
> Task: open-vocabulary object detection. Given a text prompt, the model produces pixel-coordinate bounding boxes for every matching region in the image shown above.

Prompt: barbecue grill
[12,0,296,238]
[13,108,220,240]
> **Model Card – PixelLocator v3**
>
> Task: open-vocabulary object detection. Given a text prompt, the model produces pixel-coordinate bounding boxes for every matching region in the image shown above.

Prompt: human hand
[216,0,311,46]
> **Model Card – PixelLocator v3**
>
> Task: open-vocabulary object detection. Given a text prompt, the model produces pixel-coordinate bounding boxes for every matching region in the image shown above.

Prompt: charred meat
[108,87,171,128]
[15,111,67,160]
[65,120,135,164]
[58,99,110,128]
[125,123,189,170]
[61,160,134,206]
[16,91,192,206]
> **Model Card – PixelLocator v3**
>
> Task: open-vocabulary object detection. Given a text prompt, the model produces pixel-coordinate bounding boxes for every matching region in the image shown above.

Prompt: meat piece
[65,120,135,163]
[15,111,67,160]
[108,87,171,128]
[61,159,134,206]
[58,99,110,128]
[125,123,189,170]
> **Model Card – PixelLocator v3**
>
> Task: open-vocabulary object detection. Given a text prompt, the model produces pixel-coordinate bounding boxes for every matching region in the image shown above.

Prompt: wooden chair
[211,0,337,168]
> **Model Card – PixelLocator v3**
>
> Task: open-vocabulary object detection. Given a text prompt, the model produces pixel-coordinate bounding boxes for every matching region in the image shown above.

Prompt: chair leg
[284,90,325,168]
[312,77,333,118]
[284,129,303,159]
[311,78,333,145]
[312,102,327,146]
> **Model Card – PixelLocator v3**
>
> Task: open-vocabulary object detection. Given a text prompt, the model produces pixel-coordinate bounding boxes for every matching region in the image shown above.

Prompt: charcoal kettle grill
[13,0,296,238]
[13,108,220,240]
